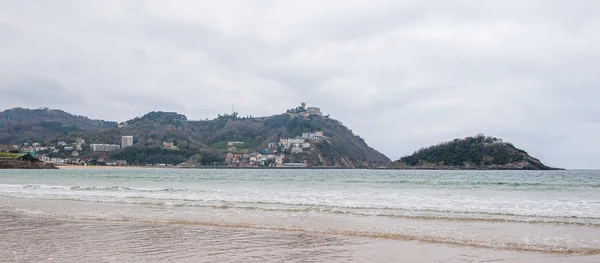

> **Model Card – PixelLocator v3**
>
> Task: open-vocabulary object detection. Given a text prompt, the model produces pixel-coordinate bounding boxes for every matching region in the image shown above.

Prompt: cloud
[1,0,599,168]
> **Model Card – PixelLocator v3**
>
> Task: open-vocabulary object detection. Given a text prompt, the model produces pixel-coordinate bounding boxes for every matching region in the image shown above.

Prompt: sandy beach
[2,168,600,262]
[2,208,599,263]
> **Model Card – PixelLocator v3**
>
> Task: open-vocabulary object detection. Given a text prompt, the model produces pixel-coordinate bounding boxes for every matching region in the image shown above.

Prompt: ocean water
[1,168,600,261]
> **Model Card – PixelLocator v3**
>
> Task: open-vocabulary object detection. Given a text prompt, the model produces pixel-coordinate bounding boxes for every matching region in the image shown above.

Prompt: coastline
[55,165,565,170]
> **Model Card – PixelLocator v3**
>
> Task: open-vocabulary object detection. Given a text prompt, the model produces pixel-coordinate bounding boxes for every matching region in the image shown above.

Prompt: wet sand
[1,209,599,263]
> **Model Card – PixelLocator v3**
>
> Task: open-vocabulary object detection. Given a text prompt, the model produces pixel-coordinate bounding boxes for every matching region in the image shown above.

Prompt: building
[71,151,79,157]
[57,141,67,146]
[227,141,244,146]
[90,144,120,152]
[291,146,303,154]
[163,141,175,150]
[76,139,85,144]
[64,146,74,151]
[284,163,306,167]
[274,155,284,165]
[122,136,133,149]
[306,107,322,116]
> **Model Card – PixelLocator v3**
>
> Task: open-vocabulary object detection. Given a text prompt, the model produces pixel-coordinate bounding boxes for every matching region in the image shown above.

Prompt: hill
[0,107,116,144]
[3,106,390,168]
[390,134,559,170]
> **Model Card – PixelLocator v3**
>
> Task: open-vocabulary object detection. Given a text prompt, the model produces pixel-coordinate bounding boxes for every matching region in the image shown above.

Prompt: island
[388,134,561,170]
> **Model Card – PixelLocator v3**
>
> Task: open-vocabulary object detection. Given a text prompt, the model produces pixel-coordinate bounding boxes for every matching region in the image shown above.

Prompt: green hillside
[0,107,116,144]
[1,107,390,168]
[391,134,559,170]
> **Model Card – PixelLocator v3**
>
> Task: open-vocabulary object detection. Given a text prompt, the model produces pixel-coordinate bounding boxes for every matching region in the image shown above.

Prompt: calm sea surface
[1,168,600,262]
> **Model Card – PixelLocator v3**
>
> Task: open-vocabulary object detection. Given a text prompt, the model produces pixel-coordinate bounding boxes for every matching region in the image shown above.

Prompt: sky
[1,1,599,169]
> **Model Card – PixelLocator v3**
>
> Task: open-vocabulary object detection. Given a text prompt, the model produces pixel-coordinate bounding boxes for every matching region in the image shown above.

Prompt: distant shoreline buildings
[90,144,120,152]
[122,136,133,149]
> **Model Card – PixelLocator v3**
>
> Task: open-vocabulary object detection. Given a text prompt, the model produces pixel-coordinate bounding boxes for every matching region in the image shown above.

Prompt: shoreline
[54,165,567,171]
[2,207,599,263]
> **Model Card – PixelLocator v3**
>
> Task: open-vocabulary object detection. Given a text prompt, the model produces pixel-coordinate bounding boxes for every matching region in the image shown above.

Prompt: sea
[1,168,600,262]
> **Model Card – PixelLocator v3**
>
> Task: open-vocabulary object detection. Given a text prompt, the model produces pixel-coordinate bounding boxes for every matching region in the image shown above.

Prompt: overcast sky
[1,1,599,168]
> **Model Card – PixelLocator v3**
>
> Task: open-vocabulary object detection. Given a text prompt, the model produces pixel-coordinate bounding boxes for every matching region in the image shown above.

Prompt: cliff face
[390,135,560,170]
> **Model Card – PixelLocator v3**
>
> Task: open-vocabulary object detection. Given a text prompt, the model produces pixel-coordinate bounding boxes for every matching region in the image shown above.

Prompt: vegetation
[391,134,557,170]
[0,107,390,167]
[0,107,116,144]
[0,152,22,158]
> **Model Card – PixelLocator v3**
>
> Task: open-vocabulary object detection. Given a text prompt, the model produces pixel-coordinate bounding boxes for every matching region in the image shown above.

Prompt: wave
[69,186,184,192]
[3,192,600,227]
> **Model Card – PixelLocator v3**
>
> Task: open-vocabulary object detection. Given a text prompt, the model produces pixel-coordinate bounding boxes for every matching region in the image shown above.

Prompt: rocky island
[0,153,56,169]
[389,134,561,170]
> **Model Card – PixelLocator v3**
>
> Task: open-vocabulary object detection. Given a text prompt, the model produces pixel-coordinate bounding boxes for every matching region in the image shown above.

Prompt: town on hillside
[5,103,332,168]
[222,130,325,168]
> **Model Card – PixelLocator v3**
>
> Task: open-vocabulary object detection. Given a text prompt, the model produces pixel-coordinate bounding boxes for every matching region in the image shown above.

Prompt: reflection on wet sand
[2,210,600,263]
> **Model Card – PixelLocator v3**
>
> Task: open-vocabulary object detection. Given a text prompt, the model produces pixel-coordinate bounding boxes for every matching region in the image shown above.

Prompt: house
[274,155,284,165]
[76,139,85,144]
[227,146,237,151]
[315,131,324,137]
[71,151,79,157]
[279,138,288,145]
[227,141,244,146]
[268,142,277,149]
[233,154,243,159]
[32,142,40,147]
[64,146,74,151]
[249,156,257,162]
[226,152,234,159]
[57,141,67,146]
[302,142,311,148]
[232,157,240,164]
[242,154,249,159]
[291,146,303,154]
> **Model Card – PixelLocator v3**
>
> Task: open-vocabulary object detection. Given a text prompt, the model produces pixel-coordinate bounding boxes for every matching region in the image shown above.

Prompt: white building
[90,144,121,152]
[291,146,303,154]
[122,136,133,149]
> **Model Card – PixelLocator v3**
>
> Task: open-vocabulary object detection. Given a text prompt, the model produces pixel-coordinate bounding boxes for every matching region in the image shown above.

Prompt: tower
[122,136,133,149]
